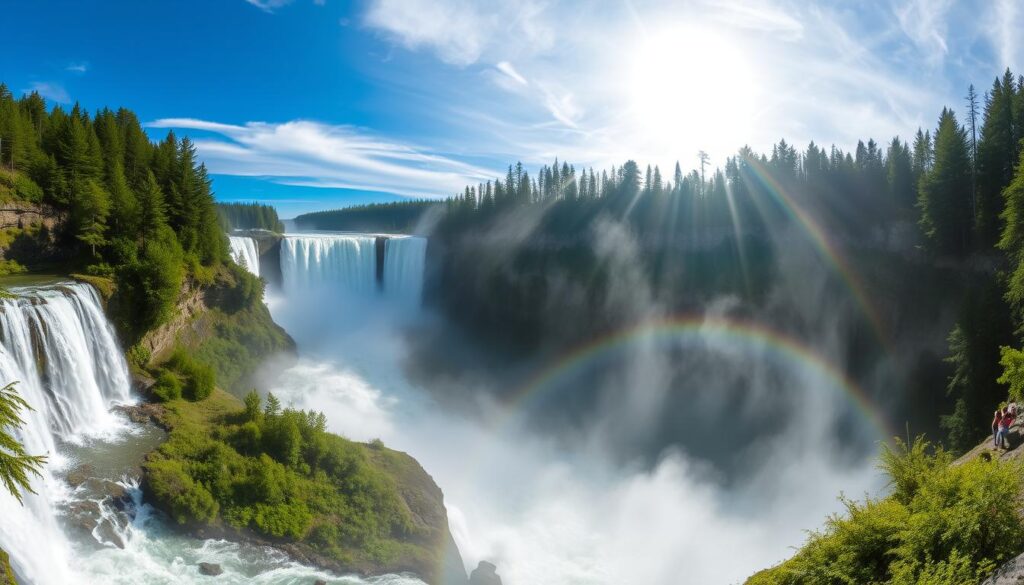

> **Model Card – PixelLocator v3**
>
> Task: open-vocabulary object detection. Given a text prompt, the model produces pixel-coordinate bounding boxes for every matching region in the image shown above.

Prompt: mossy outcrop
[141,390,466,584]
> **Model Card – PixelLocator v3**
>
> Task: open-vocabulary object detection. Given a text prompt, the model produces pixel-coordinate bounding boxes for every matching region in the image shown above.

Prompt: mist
[261,220,890,585]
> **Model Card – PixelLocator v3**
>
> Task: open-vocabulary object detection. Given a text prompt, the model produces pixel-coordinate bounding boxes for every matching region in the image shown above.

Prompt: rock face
[469,561,502,585]
[982,551,1024,584]
[198,562,223,576]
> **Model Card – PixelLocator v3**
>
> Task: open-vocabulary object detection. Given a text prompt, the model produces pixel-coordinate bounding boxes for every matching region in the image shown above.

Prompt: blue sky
[1,0,1020,218]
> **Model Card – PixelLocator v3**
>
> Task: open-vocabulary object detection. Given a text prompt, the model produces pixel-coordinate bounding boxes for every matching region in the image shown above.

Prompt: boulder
[469,561,502,585]
[198,562,223,577]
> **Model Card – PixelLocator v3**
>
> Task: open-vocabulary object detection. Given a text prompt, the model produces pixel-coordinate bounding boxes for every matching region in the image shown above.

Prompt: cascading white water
[0,282,133,584]
[279,233,426,305]
[280,234,378,295]
[228,236,261,277]
[383,236,426,304]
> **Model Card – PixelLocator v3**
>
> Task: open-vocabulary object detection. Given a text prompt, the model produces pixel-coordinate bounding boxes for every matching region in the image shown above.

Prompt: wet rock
[314,580,327,585]
[198,562,223,576]
[469,561,502,585]
[66,464,95,487]
[95,520,126,549]
[67,499,101,532]
[114,402,168,428]
[81,478,128,500]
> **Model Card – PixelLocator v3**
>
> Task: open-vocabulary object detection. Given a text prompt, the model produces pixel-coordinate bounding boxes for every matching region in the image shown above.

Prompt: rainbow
[507,316,896,440]
[738,155,892,351]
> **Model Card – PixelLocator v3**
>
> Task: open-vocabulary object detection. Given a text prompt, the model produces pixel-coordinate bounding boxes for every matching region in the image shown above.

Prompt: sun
[624,26,759,158]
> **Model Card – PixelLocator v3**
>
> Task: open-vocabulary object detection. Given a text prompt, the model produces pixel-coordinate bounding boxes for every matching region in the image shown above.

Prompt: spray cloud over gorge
[254,213,891,584]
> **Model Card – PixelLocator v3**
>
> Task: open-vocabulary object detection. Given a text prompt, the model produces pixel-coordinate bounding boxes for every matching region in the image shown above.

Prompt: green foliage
[144,395,415,557]
[997,346,1024,402]
[0,259,26,277]
[244,390,262,423]
[166,350,215,401]
[113,227,185,340]
[216,202,284,233]
[151,370,183,402]
[999,148,1024,322]
[749,437,1024,585]
[0,382,46,504]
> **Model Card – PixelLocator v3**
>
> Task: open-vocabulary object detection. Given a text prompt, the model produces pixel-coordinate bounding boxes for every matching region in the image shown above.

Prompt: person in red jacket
[998,408,1014,449]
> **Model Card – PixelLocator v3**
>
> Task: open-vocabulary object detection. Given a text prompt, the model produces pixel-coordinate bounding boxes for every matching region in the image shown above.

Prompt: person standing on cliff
[998,408,1014,449]
[995,409,1004,447]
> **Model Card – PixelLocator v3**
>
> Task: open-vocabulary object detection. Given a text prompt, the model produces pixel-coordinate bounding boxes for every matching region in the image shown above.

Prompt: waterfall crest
[0,282,132,584]
[280,233,426,305]
[228,236,260,277]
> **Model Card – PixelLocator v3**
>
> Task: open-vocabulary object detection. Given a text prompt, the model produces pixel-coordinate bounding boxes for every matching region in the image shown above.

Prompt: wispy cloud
[147,118,497,199]
[894,0,953,67]
[66,61,88,74]
[24,82,70,104]
[245,0,294,13]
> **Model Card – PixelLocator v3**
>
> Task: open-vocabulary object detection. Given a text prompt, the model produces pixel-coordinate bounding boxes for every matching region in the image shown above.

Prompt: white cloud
[147,118,497,199]
[66,62,88,74]
[24,82,70,104]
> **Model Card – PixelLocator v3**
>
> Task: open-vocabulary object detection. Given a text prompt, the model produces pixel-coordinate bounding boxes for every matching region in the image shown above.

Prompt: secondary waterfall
[228,235,260,277]
[383,236,427,304]
[0,282,132,584]
[279,233,426,304]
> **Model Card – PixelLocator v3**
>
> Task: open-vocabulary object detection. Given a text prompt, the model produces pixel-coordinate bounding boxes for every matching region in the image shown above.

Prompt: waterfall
[228,236,260,277]
[383,236,427,304]
[280,234,378,295]
[0,282,132,584]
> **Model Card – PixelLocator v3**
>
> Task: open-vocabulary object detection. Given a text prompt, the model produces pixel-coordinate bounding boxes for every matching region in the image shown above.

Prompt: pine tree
[887,137,914,209]
[918,108,972,255]
[0,382,46,504]
[976,71,1019,249]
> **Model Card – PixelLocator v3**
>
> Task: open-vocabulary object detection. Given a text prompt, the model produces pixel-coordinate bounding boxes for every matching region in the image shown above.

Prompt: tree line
[217,202,284,233]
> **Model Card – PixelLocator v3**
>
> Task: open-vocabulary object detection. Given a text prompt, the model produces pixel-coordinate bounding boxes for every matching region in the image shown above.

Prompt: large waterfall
[383,236,427,303]
[0,282,133,584]
[280,234,426,304]
[228,235,260,277]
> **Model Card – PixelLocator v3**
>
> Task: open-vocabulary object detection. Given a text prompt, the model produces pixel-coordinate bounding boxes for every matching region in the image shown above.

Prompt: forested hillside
[0,83,232,343]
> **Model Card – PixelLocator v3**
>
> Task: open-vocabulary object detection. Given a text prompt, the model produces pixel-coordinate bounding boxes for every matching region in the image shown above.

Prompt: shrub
[167,351,215,401]
[151,370,182,402]
[749,438,1024,585]
[145,458,219,524]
